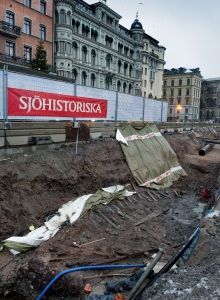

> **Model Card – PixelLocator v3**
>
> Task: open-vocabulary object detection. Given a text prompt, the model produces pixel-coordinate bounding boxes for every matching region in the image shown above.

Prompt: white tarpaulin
[0,185,134,254]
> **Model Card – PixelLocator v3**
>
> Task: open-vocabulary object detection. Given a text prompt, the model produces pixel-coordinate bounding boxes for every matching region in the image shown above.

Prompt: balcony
[0,21,21,38]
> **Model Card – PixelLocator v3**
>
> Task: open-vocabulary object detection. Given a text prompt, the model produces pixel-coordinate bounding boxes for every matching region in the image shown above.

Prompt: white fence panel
[162,101,168,122]
[76,85,116,120]
[0,71,4,120]
[118,93,143,121]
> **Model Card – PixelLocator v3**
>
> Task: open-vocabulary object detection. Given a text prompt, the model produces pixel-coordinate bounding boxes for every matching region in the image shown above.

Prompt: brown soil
[0,131,220,300]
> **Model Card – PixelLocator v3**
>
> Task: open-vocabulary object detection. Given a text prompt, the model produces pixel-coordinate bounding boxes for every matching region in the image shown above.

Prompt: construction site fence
[0,68,168,123]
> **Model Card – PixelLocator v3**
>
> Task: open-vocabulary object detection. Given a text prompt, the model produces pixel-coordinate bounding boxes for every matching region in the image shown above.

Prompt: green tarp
[116,124,186,190]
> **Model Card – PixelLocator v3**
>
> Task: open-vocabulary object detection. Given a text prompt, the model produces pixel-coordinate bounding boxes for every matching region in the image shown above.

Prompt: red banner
[8,88,107,118]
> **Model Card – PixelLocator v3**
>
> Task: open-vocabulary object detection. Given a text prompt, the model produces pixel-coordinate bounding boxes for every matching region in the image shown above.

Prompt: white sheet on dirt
[1,185,134,254]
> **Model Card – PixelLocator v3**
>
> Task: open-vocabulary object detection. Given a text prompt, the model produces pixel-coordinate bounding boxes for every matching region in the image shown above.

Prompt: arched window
[82,71,87,86]
[66,11,71,25]
[118,60,121,73]
[60,9,66,25]
[91,49,96,65]
[129,84,132,94]
[117,80,121,92]
[55,10,59,24]
[75,20,80,33]
[72,68,78,81]
[91,73,96,87]
[82,45,87,62]
[123,82,127,93]
[106,76,112,90]
[124,62,128,76]
[106,54,112,68]
[129,65,133,77]
[72,42,78,59]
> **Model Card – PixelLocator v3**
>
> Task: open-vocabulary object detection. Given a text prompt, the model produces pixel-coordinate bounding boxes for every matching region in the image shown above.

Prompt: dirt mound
[0,134,219,299]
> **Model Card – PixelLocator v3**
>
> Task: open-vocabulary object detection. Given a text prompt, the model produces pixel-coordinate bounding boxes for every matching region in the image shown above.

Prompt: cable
[36,263,145,300]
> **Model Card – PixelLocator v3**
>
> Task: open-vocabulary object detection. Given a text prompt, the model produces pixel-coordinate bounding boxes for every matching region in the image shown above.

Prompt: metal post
[75,124,79,155]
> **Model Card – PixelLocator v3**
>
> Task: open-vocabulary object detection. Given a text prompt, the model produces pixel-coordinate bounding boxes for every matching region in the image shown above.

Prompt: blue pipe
[36,263,145,300]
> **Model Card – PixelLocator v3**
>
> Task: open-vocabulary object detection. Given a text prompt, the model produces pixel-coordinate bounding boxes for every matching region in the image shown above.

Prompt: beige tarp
[116,124,186,190]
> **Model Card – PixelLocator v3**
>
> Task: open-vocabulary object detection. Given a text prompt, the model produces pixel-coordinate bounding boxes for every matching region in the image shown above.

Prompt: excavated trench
[0,132,220,300]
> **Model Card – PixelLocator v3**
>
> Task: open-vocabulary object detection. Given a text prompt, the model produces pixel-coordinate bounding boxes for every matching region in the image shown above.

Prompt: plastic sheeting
[116,124,186,189]
[0,185,134,254]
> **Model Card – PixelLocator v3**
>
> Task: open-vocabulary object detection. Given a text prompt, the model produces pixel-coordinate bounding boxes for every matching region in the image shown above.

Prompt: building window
[145,68,147,75]
[179,79,182,86]
[66,11,71,25]
[163,80,167,86]
[40,0,46,15]
[185,108,188,114]
[60,9,66,24]
[178,98,181,104]
[129,84,132,94]
[23,0,31,7]
[39,25,46,40]
[72,69,78,81]
[123,82,127,93]
[72,42,78,59]
[187,78,190,85]
[6,41,15,58]
[106,54,112,68]
[105,35,113,48]
[118,60,121,73]
[91,49,96,65]
[144,80,147,88]
[170,108,173,114]
[24,46,32,63]
[91,73,96,87]
[178,89,182,96]
[91,29,98,41]
[186,89,190,96]
[129,65,133,77]
[82,46,87,62]
[170,89,174,96]
[163,89,166,97]
[106,77,112,90]
[23,18,31,35]
[117,80,121,92]
[171,80,174,86]
[6,11,15,26]
[82,71,87,86]
[124,62,128,76]
[170,98,173,105]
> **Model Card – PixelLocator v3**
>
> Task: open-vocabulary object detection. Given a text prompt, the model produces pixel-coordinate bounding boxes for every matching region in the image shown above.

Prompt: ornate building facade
[54,0,165,96]
[163,68,202,121]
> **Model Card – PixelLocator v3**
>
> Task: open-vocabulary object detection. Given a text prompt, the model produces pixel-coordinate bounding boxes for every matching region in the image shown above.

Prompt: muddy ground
[0,130,220,300]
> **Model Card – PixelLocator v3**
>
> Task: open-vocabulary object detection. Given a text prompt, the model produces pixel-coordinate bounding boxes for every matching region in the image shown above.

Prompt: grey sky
[85,0,220,79]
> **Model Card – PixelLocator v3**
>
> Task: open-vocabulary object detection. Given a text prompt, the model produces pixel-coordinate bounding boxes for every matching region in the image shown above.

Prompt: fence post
[2,65,8,122]
[115,91,118,123]
[142,97,145,121]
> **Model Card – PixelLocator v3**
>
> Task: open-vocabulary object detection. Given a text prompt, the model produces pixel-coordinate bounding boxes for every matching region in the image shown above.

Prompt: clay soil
[0,131,220,300]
